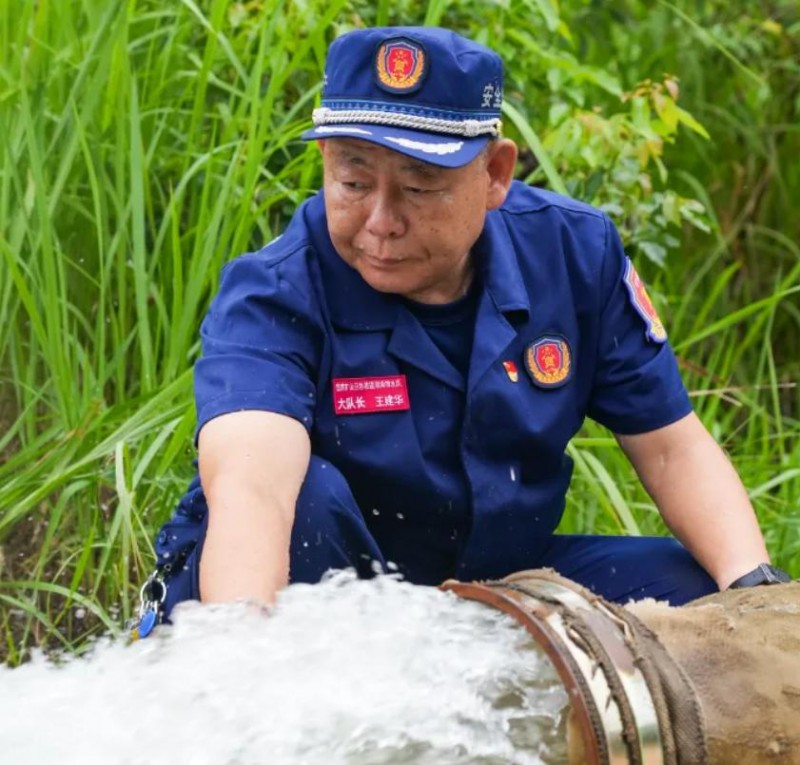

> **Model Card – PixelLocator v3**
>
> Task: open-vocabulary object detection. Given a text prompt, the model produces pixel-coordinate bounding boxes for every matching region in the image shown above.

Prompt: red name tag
[332,375,410,415]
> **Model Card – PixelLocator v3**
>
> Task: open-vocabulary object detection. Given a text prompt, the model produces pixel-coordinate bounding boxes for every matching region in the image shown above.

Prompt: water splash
[0,572,568,764]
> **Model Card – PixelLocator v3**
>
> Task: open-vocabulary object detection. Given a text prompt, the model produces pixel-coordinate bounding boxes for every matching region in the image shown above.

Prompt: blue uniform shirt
[193,181,692,584]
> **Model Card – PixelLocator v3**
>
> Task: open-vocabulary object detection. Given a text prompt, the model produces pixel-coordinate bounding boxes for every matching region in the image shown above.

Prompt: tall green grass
[0,0,339,661]
[1,0,798,664]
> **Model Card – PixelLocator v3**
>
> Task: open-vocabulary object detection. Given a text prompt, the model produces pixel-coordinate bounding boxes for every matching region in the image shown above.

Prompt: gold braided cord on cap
[312,107,501,137]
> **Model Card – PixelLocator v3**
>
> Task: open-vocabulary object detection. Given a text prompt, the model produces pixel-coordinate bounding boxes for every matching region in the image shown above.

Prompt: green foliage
[1,0,798,663]
[549,0,800,558]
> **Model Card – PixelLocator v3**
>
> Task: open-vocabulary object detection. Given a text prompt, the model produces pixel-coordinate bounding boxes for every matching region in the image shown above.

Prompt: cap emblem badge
[525,336,572,388]
[622,258,667,343]
[375,38,427,94]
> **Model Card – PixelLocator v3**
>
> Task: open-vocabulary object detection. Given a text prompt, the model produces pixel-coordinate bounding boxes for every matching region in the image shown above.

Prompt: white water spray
[0,572,567,764]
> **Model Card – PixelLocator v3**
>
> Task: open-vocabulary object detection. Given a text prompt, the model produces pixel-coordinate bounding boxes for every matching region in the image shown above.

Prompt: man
[149,26,787,624]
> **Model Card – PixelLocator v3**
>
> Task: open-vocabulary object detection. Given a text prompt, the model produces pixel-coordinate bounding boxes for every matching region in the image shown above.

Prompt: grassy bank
[1,0,798,664]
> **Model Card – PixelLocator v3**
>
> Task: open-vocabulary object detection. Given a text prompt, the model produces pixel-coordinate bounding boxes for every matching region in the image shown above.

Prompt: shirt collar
[473,205,530,320]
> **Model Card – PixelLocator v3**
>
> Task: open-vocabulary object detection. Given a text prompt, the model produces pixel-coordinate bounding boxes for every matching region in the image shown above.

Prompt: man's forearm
[195,410,310,606]
[618,413,770,590]
[653,439,769,589]
[199,479,295,605]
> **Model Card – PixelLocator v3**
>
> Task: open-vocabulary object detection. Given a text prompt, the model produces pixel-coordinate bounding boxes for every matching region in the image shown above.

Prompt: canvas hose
[627,581,800,765]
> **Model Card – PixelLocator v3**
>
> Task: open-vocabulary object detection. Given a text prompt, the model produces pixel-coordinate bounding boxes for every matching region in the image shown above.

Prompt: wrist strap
[728,563,791,589]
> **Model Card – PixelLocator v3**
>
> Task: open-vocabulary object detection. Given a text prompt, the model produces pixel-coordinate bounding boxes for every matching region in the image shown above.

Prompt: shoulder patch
[623,258,667,344]
[525,336,572,388]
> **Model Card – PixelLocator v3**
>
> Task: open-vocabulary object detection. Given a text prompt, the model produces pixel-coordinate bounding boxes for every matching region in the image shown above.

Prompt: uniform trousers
[161,456,718,617]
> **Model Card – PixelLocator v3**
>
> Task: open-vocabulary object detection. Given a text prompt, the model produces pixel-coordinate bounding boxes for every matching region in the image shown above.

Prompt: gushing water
[0,572,568,764]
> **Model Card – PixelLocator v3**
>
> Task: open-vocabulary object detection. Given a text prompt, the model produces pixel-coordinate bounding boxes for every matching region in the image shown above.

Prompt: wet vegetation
[1,0,798,664]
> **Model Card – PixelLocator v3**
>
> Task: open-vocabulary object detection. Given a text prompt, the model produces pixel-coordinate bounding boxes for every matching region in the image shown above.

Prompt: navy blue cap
[301,27,504,168]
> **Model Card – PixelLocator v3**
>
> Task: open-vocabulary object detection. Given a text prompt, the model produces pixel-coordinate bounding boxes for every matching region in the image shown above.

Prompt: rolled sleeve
[194,251,323,440]
[587,218,692,435]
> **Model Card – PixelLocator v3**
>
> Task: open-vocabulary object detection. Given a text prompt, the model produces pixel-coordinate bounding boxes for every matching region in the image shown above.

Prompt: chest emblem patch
[623,258,667,344]
[375,38,427,94]
[525,336,572,388]
[332,375,410,415]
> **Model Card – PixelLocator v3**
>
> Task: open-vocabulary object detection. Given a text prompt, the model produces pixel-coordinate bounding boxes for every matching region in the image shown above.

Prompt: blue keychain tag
[130,608,158,641]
